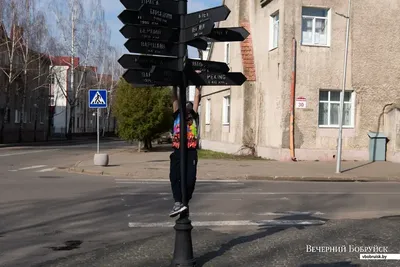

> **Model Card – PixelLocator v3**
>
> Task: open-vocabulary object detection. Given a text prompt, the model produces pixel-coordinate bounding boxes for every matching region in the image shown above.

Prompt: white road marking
[9,165,47,171]
[0,149,59,157]
[36,167,56,172]
[120,192,400,195]
[129,220,326,228]
[115,179,242,184]
[128,211,324,217]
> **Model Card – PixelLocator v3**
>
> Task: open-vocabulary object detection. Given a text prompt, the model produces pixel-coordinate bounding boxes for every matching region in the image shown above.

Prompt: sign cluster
[118,0,250,87]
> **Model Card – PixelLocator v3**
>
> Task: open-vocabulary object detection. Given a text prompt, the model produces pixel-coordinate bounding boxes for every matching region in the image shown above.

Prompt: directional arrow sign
[185,5,231,28]
[150,68,182,81]
[188,71,247,86]
[183,20,214,42]
[120,0,182,15]
[124,39,179,57]
[206,27,250,42]
[120,25,179,42]
[187,38,208,50]
[118,54,179,70]
[123,69,179,86]
[118,10,179,28]
[139,5,180,27]
[186,59,230,73]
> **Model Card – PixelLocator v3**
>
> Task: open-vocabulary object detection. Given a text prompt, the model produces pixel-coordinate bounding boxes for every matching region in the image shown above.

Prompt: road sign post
[118,0,249,264]
[89,89,108,166]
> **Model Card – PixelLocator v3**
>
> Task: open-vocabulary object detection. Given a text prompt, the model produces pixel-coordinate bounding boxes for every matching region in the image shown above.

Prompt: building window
[14,110,20,123]
[270,12,279,50]
[318,90,355,127]
[301,7,330,46]
[222,95,230,125]
[224,43,230,64]
[205,98,211,125]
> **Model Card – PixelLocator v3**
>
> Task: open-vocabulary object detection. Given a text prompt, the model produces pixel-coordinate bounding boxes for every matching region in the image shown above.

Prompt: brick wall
[240,21,256,81]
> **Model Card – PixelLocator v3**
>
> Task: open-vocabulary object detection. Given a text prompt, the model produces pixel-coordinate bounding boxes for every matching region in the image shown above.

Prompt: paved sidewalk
[63,147,400,181]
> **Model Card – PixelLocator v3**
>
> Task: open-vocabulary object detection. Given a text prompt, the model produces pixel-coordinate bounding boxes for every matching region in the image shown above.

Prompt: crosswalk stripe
[36,167,56,172]
[9,165,47,171]
[129,220,326,228]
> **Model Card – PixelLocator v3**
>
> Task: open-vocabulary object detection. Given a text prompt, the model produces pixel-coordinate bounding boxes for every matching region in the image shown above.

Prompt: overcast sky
[102,0,222,58]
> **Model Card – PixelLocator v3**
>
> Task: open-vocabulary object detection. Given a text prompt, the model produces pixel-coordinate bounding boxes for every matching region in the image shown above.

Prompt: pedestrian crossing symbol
[89,89,107,108]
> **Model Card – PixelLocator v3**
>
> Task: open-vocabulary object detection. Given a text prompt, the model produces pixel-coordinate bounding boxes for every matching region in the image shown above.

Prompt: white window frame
[301,7,331,46]
[269,11,279,50]
[222,95,230,125]
[224,42,230,65]
[318,90,355,128]
[205,98,211,125]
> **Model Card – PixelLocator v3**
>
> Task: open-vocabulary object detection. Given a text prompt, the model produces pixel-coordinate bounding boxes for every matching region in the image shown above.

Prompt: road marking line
[0,149,58,157]
[9,165,47,171]
[128,220,326,228]
[115,179,241,183]
[36,167,56,172]
[128,211,324,217]
[120,192,400,195]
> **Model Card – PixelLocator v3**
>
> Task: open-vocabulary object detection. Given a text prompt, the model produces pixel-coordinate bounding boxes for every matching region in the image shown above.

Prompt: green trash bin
[367,132,387,161]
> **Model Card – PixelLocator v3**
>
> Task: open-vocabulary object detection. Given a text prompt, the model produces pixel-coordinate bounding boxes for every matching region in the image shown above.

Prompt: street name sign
[124,39,179,57]
[88,89,107,108]
[118,54,180,70]
[187,71,247,86]
[120,0,182,14]
[123,69,180,86]
[118,10,179,28]
[186,59,230,73]
[206,27,250,42]
[120,25,179,42]
[185,5,231,28]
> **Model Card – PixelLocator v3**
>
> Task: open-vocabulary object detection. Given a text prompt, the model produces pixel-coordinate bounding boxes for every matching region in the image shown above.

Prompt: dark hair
[186,101,193,108]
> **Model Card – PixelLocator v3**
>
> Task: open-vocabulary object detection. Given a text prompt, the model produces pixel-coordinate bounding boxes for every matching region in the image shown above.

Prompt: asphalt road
[0,139,130,175]
[1,150,400,267]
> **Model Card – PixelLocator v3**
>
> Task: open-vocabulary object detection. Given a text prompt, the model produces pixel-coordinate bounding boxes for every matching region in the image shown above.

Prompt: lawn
[197,149,267,160]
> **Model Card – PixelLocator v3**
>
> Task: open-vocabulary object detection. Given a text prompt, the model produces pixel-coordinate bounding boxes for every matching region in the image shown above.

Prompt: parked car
[157,132,172,144]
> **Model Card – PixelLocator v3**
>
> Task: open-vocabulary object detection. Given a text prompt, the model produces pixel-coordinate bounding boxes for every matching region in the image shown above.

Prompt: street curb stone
[60,167,400,182]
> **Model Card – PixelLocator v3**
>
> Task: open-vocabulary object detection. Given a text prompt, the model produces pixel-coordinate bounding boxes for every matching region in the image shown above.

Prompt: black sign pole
[171,0,195,266]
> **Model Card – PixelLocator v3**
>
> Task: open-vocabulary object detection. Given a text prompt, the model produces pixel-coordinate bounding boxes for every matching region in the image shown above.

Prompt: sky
[101,0,222,58]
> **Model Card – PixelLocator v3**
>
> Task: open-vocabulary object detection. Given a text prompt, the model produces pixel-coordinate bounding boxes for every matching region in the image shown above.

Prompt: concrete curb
[59,167,400,182]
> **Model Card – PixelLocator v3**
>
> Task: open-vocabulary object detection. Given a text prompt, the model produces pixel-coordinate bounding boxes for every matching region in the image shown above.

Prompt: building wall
[199,0,400,162]
[199,0,246,154]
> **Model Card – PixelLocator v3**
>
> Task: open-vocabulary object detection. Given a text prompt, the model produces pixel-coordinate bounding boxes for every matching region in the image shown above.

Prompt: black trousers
[169,149,198,203]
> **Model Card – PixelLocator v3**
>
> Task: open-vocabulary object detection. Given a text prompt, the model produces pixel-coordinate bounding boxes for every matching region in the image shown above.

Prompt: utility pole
[69,0,76,139]
[336,0,352,173]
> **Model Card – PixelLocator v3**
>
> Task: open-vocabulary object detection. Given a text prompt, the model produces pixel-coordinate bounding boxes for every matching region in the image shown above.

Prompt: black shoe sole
[169,206,188,217]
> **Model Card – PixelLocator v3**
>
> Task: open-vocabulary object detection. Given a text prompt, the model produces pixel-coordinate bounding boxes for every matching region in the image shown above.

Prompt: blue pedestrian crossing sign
[89,89,107,108]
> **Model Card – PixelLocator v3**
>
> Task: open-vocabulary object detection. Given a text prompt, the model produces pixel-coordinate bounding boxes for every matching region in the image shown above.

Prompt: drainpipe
[289,38,297,161]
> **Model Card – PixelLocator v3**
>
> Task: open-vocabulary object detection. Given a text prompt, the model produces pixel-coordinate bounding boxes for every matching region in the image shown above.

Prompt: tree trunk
[138,140,141,152]
[19,71,28,142]
[0,85,11,143]
[67,105,74,140]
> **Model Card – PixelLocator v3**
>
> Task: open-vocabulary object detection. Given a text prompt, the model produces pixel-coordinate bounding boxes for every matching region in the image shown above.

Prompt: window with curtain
[301,7,329,46]
[223,95,231,125]
[318,90,354,127]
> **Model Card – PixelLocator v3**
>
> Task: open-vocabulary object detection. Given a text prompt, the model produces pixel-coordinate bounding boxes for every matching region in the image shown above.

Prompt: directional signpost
[118,1,250,266]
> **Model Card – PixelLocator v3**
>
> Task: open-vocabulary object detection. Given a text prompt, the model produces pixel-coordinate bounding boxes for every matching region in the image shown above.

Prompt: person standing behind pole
[169,86,201,217]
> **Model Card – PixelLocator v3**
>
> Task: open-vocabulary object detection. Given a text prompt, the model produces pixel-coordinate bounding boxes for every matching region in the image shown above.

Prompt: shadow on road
[341,161,373,173]
[300,262,360,267]
[196,213,329,267]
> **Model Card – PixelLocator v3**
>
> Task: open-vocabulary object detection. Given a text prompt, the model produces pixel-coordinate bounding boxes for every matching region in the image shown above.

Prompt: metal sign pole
[336,0,351,173]
[97,108,100,154]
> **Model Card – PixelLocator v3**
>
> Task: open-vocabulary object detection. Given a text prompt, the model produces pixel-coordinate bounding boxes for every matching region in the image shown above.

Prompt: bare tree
[0,0,25,143]
[102,46,123,135]
[51,0,107,139]
[16,0,52,142]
